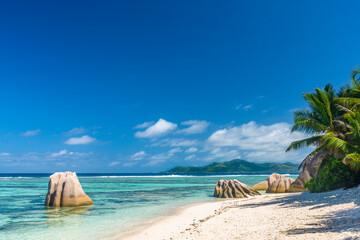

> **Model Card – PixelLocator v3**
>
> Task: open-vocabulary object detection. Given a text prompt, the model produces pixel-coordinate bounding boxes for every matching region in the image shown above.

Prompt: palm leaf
[286,135,322,152]
[342,153,360,173]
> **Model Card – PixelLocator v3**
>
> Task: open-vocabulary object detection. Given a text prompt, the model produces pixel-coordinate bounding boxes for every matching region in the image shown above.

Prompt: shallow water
[0,174,298,240]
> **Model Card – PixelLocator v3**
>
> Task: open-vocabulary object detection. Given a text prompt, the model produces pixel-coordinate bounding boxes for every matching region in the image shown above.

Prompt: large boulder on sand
[287,158,321,192]
[214,179,260,198]
[251,173,287,191]
[251,180,268,191]
[266,177,295,193]
[45,172,93,207]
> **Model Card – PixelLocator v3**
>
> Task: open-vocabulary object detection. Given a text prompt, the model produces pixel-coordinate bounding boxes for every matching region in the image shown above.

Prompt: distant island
[165,159,299,174]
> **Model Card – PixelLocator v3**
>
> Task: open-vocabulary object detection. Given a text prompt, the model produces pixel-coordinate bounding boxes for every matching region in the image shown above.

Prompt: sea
[0,173,298,240]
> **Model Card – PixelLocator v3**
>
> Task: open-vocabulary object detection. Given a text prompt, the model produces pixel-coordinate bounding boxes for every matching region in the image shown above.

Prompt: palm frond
[286,135,323,152]
[342,153,360,173]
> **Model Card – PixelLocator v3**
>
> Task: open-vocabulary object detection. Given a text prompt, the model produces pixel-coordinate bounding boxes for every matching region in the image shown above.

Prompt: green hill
[165,159,299,174]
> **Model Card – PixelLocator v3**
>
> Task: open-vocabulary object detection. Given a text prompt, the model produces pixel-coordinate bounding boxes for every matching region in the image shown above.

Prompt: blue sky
[0,1,360,173]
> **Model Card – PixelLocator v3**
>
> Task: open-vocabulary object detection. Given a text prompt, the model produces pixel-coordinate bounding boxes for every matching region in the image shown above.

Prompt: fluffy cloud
[123,162,136,167]
[207,121,308,162]
[151,147,182,160]
[22,129,41,137]
[51,149,73,157]
[50,150,92,158]
[0,151,94,168]
[177,120,210,135]
[108,161,121,167]
[186,147,198,153]
[185,154,196,161]
[131,151,147,160]
[135,119,177,138]
[145,148,182,166]
[151,138,199,147]
[134,121,155,129]
[235,104,253,111]
[0,152,10,156]
[204,148,241,161]
[65,135,96,145]
[65,127,87,136]
[143,159,166,167]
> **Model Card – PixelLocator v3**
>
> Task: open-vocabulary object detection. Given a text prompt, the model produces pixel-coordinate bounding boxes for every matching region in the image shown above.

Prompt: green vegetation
[287,68,360,192]
[165,159,299,174]
[305,157,359,192]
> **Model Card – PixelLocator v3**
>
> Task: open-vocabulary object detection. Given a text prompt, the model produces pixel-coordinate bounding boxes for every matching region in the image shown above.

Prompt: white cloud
[235,104,253,111]
[204,148,241,161]
[0,152,10,156]
[289,108,299,112]
[22,129,40,137]
[135,119,177,138]
[134,121,155,129]
[185,147,198,153]
[177,120,210,135]
[131,151,147,160]
[149,148,182,162]
[123,162,136,167]
[207,121,309,162]
[50,150,91,158]
[243,105,253,110]
[151,138,199,147]
[137,148,184,167]
[65,135,96,145]
[108,161,121,167]
[51,149,74,157]
[168,148,182,155]
[262,107,276,114]
[65,127,87,136]
[56,162,66,167]
[0,151,94,168]
[185,154,196,161]
[143,159,166,167]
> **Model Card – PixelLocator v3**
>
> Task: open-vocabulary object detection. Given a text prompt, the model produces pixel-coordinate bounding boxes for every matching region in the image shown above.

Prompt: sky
[0,0,360,173]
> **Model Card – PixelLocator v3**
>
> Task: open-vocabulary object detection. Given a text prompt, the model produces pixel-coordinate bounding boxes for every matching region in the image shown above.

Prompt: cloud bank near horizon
[0,118,312,172]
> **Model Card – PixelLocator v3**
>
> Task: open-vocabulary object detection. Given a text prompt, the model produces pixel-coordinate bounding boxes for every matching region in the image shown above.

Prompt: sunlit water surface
[0,174,298,240]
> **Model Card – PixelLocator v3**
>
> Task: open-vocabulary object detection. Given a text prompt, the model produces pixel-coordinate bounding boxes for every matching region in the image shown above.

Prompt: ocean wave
[78,173,298,178]
[78,175,191,178]
[0,176,38,179]
[0,173,298,179]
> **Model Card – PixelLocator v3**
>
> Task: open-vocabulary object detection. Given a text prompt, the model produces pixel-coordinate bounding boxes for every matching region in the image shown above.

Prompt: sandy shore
[116,186,360,240]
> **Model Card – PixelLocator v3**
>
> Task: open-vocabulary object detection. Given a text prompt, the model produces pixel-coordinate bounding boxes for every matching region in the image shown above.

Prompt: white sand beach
[119,187,360,240]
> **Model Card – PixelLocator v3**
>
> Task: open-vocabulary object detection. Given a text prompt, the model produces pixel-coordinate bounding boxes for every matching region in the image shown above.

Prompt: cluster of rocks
[251,173,295,193]
[45,161,317,204]
[214,164,316,198]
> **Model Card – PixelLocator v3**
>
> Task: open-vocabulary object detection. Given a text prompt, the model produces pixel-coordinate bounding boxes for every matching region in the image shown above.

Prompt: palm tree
[337,68,360,109]
[318,110,360,173]
[286,84,340,170]
[287,68,360,180]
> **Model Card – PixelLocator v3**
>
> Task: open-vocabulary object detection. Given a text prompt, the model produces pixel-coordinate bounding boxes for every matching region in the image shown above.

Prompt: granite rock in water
[214,179,260,198]
[45,172,93,207]
[266,177,295,193]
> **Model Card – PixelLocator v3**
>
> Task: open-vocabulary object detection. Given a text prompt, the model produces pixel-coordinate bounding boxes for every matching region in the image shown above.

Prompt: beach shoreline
[111,197,245,240]
[114,187,360,240]
[105,199,226,240]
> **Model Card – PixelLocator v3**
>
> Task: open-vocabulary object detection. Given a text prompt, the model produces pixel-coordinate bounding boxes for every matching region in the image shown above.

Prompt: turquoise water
[0,174,298,240]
